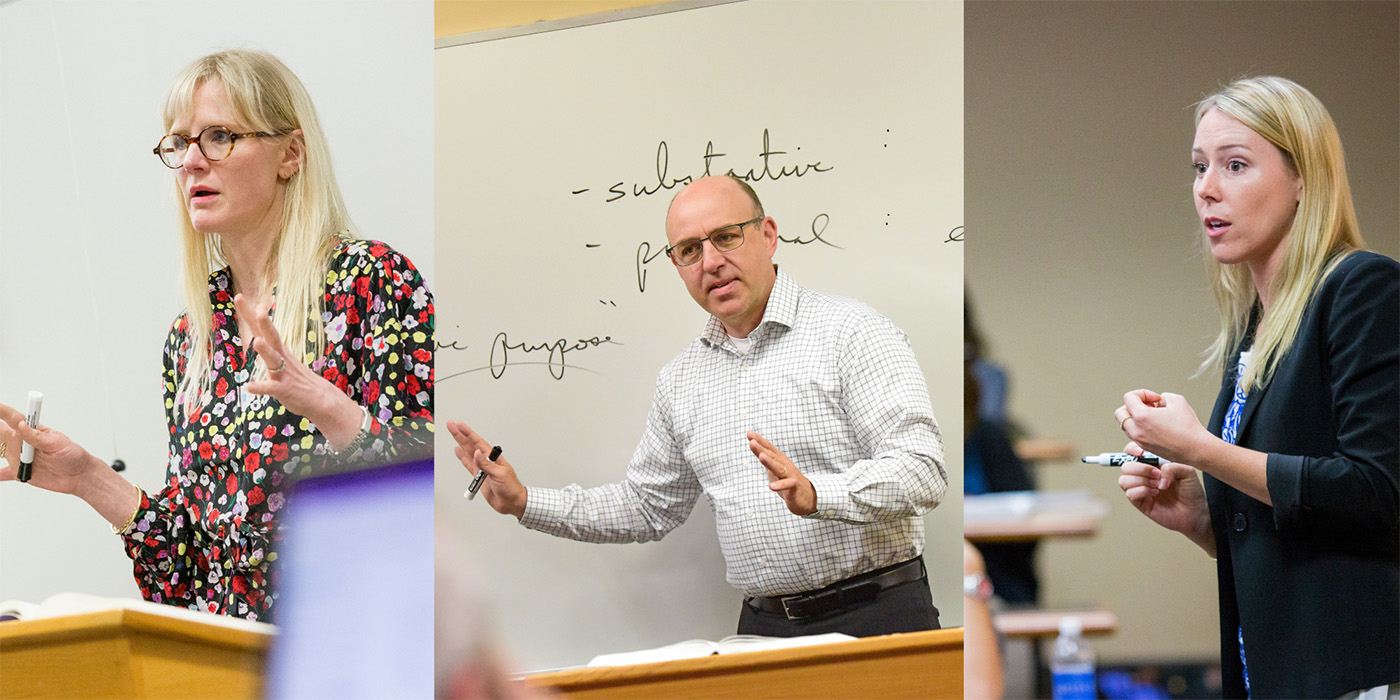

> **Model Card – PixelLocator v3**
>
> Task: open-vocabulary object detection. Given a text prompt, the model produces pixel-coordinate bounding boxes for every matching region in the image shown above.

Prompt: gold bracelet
[112,483,142,535]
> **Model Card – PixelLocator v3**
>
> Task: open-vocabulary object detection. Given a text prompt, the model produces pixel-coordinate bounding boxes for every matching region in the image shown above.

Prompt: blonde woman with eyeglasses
[1114,77,1397,699]
[0,50,433,621]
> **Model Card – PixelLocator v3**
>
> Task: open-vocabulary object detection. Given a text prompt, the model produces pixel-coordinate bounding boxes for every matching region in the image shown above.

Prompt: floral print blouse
[118,238,433,621]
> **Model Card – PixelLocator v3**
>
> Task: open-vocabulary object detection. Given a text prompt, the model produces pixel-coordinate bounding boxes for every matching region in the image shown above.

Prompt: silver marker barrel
[18,391,43,483]
[1081,452,1162,467]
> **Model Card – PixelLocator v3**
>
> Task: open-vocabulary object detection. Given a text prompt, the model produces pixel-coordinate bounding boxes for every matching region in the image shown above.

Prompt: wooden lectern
[527,628,963,699]
[0,609,272,699]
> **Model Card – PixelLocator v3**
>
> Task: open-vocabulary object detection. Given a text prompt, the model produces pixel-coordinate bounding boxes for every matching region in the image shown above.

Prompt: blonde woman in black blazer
[1114,77,1398,699]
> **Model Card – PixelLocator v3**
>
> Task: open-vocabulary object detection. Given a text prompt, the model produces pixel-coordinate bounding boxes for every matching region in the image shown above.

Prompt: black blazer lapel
[1207,362,1234,435]
[1213,307,1268,443]
[1232,376,1270,445]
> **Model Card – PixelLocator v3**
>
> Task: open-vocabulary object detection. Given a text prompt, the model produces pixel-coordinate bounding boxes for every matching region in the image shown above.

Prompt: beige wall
[967,1,1399,662]
[435,0,686,37]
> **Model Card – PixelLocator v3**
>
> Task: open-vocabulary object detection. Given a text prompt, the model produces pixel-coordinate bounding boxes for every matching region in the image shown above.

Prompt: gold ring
[0,442,7,460]
[1120,416,1131,431]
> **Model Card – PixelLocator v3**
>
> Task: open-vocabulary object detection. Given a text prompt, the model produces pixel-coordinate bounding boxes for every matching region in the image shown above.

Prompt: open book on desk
[0,592,276,634]
[587,632,856,667]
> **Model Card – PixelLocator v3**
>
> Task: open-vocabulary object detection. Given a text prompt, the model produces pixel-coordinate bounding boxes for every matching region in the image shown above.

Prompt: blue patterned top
[1222,348,1253,697]
[1221,350,1252,447]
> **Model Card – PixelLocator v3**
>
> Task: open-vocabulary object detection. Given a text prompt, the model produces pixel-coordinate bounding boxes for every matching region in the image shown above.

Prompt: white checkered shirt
[520,270,946,596]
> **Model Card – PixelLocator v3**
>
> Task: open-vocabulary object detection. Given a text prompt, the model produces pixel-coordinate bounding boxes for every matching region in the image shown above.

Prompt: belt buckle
[780,595,803,620]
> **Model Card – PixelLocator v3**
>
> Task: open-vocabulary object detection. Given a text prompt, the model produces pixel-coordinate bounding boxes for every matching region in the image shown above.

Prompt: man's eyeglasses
[666,216,764,267]
[153,125,283,169]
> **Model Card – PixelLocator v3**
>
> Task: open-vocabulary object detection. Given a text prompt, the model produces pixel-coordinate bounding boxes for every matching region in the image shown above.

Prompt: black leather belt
[746,558,926,621]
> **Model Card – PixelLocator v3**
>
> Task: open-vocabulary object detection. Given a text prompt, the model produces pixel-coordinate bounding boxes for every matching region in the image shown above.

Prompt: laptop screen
[265,458,433,699]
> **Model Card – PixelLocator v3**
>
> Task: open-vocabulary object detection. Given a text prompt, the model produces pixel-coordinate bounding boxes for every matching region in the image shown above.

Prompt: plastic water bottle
[1051,616,1096,699]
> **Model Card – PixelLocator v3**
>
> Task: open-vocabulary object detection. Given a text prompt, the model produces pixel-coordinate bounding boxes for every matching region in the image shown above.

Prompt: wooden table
[0,609,272,699]
[1014,439,1076,464]
[963,511,1104,542]
[527,628,963,699]
[993,608,1119,639]
[964,490,1108,543]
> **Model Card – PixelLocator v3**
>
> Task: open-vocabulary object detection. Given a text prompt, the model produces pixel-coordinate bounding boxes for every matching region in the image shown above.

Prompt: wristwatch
[964,573,994,603]
[331,404,373,457]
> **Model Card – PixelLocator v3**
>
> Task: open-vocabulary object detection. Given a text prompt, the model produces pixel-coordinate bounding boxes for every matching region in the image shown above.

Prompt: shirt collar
[701,266,798,347]
[206,233,351,308]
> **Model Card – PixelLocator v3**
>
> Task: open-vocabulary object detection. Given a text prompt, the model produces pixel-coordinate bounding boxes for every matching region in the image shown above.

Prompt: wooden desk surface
[0,608,273,650]
[993,609,1119,639]
[963,511,1103,542]
[527,628,963,700]
[1014,439,1076,463]
[0,609,272,699]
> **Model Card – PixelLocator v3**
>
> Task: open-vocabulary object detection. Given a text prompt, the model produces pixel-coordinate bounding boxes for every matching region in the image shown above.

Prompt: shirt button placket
[738,354,750,424]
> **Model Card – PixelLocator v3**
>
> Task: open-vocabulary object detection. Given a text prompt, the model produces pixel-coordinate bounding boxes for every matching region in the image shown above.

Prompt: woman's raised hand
[1115,389,1215,465]
[0,402,108,496]
[1116,441,1216,556]
[233,293,365,450]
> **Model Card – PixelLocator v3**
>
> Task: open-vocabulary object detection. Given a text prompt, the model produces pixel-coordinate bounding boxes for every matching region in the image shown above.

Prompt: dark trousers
[737,575,941,638]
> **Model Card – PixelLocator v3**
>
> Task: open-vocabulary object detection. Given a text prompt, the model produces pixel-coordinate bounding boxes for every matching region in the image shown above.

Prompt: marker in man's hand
[466,445,502,500]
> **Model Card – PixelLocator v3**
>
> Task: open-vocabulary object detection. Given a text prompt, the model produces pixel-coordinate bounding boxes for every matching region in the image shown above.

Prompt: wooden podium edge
[0,609,274,652]
[1,609,273,700]
[528,627,963,691]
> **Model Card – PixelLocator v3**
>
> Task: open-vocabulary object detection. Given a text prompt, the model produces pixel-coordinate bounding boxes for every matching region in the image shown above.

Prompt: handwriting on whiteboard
[571,129,833,204]
[436,331,623,383]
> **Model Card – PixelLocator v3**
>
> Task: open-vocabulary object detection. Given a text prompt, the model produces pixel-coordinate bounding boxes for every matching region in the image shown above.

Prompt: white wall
[0,0,433,605]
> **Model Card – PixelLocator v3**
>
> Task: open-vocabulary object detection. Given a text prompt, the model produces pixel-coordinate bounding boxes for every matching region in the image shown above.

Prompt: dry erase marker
[18,391,43,483]
[466,445,502,500]
[1082,452,1162,467]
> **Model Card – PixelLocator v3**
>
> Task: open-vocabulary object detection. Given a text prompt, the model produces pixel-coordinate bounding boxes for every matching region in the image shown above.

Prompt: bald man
[449,176,946,637]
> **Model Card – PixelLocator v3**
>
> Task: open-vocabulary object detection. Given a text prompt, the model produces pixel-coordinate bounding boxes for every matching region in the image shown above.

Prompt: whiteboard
[0,0,433,605]
[434,0,964,670]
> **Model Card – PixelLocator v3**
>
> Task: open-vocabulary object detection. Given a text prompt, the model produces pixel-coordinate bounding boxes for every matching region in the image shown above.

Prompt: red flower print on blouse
[119,237,434,622]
